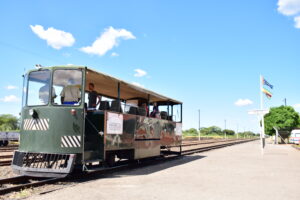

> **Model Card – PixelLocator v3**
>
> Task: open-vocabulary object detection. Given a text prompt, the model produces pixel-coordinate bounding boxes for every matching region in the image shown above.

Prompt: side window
[172,104,182,122]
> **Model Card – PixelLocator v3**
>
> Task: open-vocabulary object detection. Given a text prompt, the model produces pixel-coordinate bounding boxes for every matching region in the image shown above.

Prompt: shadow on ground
[71,155,206,183]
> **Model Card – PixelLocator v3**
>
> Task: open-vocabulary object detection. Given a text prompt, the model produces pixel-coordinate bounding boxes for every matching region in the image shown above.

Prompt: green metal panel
[20,106,84,154]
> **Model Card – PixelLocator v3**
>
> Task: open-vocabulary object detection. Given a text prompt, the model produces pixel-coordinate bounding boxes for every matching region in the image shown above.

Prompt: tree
[238,131,257,137]
[223,129,235,135]
[264,106,300,136]
[183,128,198,136]
[243,131,256,136]
[0,114,19,131]
[201,126,222,135]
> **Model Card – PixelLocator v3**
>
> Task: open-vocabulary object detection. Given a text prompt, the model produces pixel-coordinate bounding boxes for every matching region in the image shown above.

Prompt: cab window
[52,69,83,106]
[27,70,51,106]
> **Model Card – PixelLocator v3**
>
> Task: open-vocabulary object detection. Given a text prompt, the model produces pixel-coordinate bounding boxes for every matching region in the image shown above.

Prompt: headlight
[29,109,34,116]
[29,109,37,118]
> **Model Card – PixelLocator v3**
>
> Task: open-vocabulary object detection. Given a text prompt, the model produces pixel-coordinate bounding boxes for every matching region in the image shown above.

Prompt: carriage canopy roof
[85,67,182,105]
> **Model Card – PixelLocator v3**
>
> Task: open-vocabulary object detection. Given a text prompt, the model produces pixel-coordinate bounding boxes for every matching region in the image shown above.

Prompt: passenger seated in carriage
[150,102,160,118]
[60,78,81,105]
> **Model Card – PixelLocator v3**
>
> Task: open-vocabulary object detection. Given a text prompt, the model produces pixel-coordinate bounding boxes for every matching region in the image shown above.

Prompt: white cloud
[293,104,300,108]
[294,16,300,28]
[5,85,18,90]
[277,0,300,16]
[0,95,20,103]
[132,82,144,88]
[134,69,147,77]
[234,99,253,107]
[111,52,119,57]
[277,0,300,28]
[80,26,135,56]
[30,25,75,49]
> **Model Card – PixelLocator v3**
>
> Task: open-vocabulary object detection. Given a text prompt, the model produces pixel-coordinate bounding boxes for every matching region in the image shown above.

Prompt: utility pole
[198,109,201,141]
[236,123,239,139]
[283,98,287,106]
[260,75,266,152]
[224,120,227,139]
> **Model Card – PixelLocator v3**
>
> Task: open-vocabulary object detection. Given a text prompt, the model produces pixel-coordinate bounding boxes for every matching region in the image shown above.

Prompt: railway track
[0,176,62,195]
[0,160,12,167]
[0,145,18,149]
[0,139,256,196]
[0,155,13,167]
[180,139,237,147]
[0,145,17,167]
[180,140,253,155]
[0,155,13,159]
[0,147,18,153]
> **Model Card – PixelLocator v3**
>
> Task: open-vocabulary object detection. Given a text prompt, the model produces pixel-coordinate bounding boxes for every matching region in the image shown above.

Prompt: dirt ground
[25,141,300,200]
[0,166,14,179]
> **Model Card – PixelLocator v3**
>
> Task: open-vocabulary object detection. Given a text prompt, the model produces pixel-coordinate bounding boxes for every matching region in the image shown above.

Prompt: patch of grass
[9,188,33,199]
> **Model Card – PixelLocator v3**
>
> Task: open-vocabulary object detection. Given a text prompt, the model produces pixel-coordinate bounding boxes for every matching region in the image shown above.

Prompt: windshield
[52,69,83,106]
[27,70,51,106]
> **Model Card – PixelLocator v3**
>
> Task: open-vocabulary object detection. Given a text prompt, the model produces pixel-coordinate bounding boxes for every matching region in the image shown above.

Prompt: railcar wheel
[0,141,3,146]
[3,141,8,146]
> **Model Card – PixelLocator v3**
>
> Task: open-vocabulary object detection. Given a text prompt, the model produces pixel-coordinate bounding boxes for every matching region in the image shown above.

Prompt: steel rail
[0,146,19,150]
[0,160,12,166]
[181,140,255,155]
[0,176,63,195]
[0,155,13,159]
[0,148,18,152]
[0,176,29,185]
[0,150,17,153]
[176,139,240,147]
[182,138,224,144]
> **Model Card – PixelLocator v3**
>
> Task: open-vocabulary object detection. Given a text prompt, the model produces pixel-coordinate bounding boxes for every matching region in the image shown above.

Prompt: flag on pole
[261,76,273,99]
[262,78,273,89]
[261,88,272,99]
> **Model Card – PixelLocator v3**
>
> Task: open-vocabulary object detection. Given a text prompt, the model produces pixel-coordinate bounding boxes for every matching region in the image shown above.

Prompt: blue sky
[0,0,300,132]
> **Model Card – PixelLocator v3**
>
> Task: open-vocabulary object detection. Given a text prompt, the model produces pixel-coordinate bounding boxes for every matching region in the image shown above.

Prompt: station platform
[31,140,300,200]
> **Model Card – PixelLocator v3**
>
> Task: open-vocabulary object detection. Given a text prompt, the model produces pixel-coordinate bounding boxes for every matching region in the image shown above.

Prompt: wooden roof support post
[167,101,170,117]
[147,94,150,116]
[180,104,183,123]
[117,82,121,111]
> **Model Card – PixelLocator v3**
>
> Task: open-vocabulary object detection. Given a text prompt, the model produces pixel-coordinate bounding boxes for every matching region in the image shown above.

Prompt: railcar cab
[13,67,85,177]
[12,66,182,177]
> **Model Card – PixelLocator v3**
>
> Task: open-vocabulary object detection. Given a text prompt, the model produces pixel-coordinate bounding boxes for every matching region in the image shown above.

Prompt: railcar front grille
[12,151,76,176]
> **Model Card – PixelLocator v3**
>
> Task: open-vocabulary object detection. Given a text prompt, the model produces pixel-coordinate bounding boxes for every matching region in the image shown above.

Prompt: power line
[0,40,63,63]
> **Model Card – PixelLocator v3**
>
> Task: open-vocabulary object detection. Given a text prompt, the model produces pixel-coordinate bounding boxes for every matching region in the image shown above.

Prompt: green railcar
[12,66,183,177]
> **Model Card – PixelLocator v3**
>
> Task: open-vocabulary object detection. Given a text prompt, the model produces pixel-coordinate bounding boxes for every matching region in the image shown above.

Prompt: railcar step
[83,159,103,164]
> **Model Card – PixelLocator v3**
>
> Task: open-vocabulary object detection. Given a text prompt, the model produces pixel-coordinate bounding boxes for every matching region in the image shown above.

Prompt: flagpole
[260,75,265,153]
